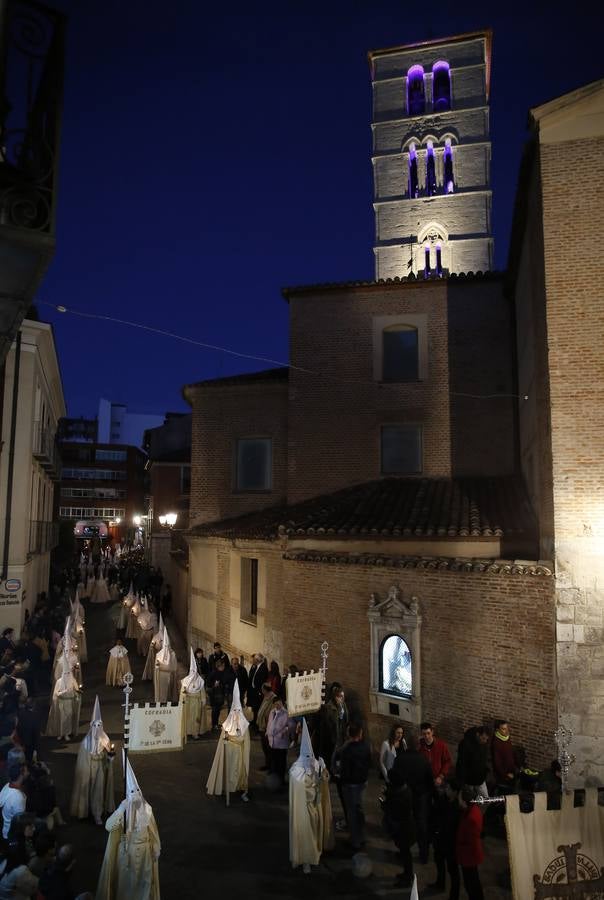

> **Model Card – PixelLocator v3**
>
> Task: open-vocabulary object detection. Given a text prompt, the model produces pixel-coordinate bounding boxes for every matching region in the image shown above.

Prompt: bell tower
[368,31,493,278]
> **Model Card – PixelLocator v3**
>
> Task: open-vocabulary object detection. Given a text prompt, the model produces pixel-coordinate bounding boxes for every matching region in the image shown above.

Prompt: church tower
[368,31,493,278]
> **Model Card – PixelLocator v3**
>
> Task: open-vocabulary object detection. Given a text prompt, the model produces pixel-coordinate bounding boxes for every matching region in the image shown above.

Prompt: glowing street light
[159,512,178,529]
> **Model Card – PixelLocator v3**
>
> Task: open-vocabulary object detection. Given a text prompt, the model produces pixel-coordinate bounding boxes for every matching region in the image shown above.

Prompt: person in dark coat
[207,661,228,730]
[339,723,371,851]
[231,657,248,706]
[194,648,209,677]
[208,642,229,672]
[391,734,434,864]
[456,726,490,797]
[247,654,268,728]
[16,698,40,763]
[383,767,416,888]
[430,775,461,897]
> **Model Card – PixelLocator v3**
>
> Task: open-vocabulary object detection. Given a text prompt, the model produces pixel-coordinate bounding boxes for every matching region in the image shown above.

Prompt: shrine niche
[368,586,421,723]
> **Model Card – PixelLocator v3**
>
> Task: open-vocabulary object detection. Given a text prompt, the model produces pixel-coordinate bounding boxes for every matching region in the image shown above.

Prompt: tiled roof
[183,367,288,393]
[187,476,536,542]
[282,270,504,299]
[283,551,552,577]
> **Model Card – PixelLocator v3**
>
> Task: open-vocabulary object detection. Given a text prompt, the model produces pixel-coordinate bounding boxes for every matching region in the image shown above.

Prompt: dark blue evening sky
[40,1,602,419]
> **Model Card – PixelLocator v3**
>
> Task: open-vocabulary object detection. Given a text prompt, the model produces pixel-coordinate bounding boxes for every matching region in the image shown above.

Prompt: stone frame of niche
[368,585,422,724]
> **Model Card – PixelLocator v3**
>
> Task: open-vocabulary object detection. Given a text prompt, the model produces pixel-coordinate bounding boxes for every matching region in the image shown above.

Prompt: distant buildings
[60,399,163,450]
[0,318,65,635]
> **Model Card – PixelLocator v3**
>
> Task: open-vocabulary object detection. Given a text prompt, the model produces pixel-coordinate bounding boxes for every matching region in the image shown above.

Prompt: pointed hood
[131,595,142,618]
[123,752,151,831]
[291,717,324,777]
[155,627,173,667]
[53,652,78,697]
[83,695,111,753]
[124,583,136,608]
[159,613,165,640]
[138,607,153,631]
[221,678,249,737]
[181,647,203,693]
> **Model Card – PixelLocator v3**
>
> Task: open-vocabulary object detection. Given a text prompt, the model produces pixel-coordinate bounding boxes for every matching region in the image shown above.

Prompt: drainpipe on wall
[1,332,21,581]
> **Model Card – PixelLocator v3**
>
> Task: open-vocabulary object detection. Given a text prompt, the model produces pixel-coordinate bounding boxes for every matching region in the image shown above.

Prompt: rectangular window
[240,558,258,624]
[62,468,126,481]
[381,425,422,475]
[95,449,127,462]
[235,438,272,492]
[181,465,191,494]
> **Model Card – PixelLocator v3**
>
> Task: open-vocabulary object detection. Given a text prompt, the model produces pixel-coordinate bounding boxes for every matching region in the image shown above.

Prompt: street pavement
[38,603,513,899]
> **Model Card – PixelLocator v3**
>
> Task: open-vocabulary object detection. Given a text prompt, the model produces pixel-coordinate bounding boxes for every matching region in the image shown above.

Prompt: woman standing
[379,723,407,782]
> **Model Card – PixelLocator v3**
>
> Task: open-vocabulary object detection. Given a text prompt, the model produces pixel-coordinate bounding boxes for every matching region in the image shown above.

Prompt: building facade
[0,319,65,635]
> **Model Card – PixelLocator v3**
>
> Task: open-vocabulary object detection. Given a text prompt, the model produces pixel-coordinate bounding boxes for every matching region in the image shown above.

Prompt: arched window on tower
[407,65,425,116]
[408,143,419,198]
[382,324,419,382]
[424,245,431,277]
[425,140,437,195]
[432,61,451,112]
[435,243,443,276]
[444,138,454,194]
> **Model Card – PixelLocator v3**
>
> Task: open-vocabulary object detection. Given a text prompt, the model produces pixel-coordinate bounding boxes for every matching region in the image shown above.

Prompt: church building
[184,30,604,782]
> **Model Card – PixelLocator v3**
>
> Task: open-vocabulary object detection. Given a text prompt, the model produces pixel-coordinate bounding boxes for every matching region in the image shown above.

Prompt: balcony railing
[32,420,60,478]
[28,518,58,555]
[0,1,65,235]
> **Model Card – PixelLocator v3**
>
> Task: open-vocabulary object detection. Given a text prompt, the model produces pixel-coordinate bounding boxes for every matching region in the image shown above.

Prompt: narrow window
[380,634,413,697]
[425,141,436,195]
[235,438,272,491]
[432,61,451,112]
[435,244,443,276]
[444,139,454,193]
[408,143,418,199]
[424,245,431,277]
[381,424,422,475]
[406,65,425,116]
[240,557,258,623]
[382,325,419,382]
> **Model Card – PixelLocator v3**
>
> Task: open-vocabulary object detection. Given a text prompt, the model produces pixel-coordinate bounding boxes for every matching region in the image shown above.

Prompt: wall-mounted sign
[4,579,21,593]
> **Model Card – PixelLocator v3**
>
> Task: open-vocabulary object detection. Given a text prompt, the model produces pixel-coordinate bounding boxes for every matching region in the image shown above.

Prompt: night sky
[40,1,602,420]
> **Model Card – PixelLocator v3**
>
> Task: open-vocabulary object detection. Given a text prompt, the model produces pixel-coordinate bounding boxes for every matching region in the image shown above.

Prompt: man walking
[339,723,371,852]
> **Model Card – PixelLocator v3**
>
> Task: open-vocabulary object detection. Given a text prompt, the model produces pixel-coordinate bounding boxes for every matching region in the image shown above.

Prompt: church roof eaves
[282,270,504,300]
[530,78,604,125]
[182,367,288,403]
[283,551,552,577]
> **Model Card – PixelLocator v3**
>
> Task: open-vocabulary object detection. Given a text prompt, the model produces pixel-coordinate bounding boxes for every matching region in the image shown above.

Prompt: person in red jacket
[456,785,485,899]
[491,719,518,791]
[419,722,452,786]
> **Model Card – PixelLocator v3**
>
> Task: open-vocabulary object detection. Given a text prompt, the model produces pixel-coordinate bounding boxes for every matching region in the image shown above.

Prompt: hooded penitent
[181,647,203,693]
[155,627,173,667]
[221,679,249,737]
[83,695,111,754]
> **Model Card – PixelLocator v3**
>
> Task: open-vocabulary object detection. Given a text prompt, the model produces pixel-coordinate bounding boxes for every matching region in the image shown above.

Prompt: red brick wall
[282,558,556,768]
[188,382,288,525]
[287,278,515,504]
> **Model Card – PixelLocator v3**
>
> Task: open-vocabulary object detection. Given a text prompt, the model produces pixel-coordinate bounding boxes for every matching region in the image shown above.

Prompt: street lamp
[159,512,178,528]
[133,515,141,527]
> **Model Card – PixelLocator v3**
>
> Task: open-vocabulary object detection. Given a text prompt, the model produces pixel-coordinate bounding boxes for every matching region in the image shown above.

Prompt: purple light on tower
[432,60,451,112]
[407,65,425,116]
[444,138,454,194]
[408,142,419,198]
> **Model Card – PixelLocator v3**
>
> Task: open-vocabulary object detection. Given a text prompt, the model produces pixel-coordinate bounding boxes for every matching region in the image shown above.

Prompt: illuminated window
[235,438,272,491]
[432,61,451,112]
[380,634,412,697]
[408,143,419,198]
[407,65,425,116]
[425,141,437,195]
[444,139,454,193]
[382,325,419,382]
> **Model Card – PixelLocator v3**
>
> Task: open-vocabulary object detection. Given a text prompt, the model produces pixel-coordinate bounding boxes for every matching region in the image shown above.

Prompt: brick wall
[188,381,288,526]
[287,278,515,504]
[282,557,556,768]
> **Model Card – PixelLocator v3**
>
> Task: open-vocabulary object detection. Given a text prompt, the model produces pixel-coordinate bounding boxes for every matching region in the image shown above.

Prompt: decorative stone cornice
[282,550,553,576]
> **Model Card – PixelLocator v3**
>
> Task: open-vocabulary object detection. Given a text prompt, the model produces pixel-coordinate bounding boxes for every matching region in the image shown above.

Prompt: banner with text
[506,788,604,899]
[286,671,323,716]
[126,702,184,753]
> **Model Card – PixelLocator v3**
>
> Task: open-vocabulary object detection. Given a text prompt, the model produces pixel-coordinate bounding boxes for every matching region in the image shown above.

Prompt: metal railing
[28,518,58,555]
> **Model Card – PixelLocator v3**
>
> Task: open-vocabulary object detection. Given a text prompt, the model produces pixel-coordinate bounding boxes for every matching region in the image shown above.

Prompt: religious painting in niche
[380,634,412,697]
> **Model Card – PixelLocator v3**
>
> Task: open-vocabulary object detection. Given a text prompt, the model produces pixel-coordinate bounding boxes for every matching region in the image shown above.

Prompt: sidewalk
[37,603,513,899]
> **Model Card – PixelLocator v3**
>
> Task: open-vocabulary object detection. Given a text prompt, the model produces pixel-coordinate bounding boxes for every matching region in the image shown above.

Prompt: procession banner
[505,789,604,898]
[126,701,184,752]
[286,671,323,715]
